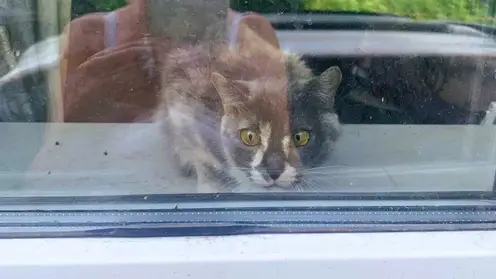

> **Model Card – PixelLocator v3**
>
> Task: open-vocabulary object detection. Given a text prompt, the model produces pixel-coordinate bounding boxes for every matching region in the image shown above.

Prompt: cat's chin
[248,171,296,189]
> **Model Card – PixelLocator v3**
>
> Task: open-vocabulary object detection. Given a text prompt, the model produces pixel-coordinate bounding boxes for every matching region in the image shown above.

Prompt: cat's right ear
[315,66,342,107]
[211,72,246,114]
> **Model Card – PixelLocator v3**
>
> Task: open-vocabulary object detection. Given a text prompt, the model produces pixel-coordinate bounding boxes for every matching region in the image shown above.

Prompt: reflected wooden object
[146,0,229,45]
[0,26,16,73]
[35,0,71,122]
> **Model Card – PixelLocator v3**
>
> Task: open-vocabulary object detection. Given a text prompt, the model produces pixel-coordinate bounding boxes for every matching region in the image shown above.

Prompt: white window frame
[0,230,495,278]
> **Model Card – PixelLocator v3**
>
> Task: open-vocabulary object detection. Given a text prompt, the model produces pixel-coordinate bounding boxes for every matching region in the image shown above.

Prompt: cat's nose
[263,155,285,181]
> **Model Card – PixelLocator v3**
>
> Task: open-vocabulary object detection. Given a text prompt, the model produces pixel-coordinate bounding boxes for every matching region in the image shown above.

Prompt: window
[0,0,495,268]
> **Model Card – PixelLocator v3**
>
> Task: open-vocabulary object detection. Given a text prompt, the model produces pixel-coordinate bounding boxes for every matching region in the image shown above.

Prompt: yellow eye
[293,130,310,147]
[239,129,261,146]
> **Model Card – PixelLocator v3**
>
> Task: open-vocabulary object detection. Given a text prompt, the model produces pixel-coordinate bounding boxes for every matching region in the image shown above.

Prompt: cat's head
[287,61,343,170]
[210,64,342,189]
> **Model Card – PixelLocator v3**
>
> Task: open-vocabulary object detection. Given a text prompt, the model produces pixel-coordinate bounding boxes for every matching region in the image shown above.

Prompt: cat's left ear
[315,66,342,107]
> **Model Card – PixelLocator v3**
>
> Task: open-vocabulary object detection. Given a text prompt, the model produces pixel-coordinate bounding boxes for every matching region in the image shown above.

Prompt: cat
[155,43,342,193]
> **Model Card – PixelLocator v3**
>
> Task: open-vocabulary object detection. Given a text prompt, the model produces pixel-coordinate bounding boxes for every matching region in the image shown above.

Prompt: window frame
[0,230,495,278]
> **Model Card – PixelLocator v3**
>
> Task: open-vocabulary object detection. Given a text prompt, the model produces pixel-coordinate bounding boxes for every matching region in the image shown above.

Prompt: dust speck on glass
[0,0,495,236]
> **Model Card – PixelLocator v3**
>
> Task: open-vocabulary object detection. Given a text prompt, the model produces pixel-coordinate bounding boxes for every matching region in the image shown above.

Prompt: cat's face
[288,66,342,169]
[211,66,342,189]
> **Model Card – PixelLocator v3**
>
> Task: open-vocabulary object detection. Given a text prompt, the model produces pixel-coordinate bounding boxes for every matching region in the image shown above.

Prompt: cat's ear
[211,72,247,114]
[315,66,342,107]
[232,80,259,94]
[211,72,228,92]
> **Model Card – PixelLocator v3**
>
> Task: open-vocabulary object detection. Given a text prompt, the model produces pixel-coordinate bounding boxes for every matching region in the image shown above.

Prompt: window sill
[0,231,495,278]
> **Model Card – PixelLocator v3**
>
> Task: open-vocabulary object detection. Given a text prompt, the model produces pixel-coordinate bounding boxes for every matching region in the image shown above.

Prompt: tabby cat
[156,44,342,193]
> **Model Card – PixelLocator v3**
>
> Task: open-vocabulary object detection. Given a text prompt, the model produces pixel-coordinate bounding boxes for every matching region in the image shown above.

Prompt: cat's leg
[163,141,196,178]
[194,163,237,193]
[195,163,219,193]
[172,151,197,178]
[161,118,197,178]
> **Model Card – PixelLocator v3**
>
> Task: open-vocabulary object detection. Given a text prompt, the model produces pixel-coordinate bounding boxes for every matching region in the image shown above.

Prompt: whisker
[231,167,251,171]
[294,180,306,192]
[303,171,342,175]
[304,182,321,192]
[303,165,351,171]
[308,175,338,189]
[291,176,303,192]
[294,182,306,192]
[219,179,239,191]
[298,177,322,192]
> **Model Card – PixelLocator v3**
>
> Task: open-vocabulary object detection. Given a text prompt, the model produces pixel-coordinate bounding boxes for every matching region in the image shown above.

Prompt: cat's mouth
[248,170,300,189]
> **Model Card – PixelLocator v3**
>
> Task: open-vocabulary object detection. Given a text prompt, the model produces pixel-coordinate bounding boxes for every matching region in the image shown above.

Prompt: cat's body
[156,44,342,192]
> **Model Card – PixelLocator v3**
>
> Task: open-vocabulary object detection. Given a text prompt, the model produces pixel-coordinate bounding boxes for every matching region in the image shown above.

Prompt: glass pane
[0,0,495,236]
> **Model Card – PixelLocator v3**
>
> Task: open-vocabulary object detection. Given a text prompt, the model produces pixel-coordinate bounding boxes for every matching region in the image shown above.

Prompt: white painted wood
[0,231,495,279]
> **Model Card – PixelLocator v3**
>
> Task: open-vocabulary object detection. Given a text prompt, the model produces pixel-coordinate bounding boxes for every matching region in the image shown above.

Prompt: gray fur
[286,53,343,168]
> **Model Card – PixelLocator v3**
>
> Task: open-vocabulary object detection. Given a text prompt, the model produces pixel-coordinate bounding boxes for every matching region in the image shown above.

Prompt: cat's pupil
[248,134,253,141]
[295,134,300,141]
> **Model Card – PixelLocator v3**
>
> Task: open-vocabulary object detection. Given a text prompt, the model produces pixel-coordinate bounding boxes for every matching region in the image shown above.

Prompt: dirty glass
[0,0,495,237]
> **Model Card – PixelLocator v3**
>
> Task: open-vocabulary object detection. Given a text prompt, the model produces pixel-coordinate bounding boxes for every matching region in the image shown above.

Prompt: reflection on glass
[0,0,495,236]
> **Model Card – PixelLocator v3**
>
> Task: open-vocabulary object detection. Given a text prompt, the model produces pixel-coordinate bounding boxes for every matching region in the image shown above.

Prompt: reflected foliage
[88,0,492,23]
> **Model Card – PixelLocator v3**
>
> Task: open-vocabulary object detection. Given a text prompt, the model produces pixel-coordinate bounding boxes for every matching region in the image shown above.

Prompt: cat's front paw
[195,165,239,193]
[169,151,197,178]
[179,163,197,178]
